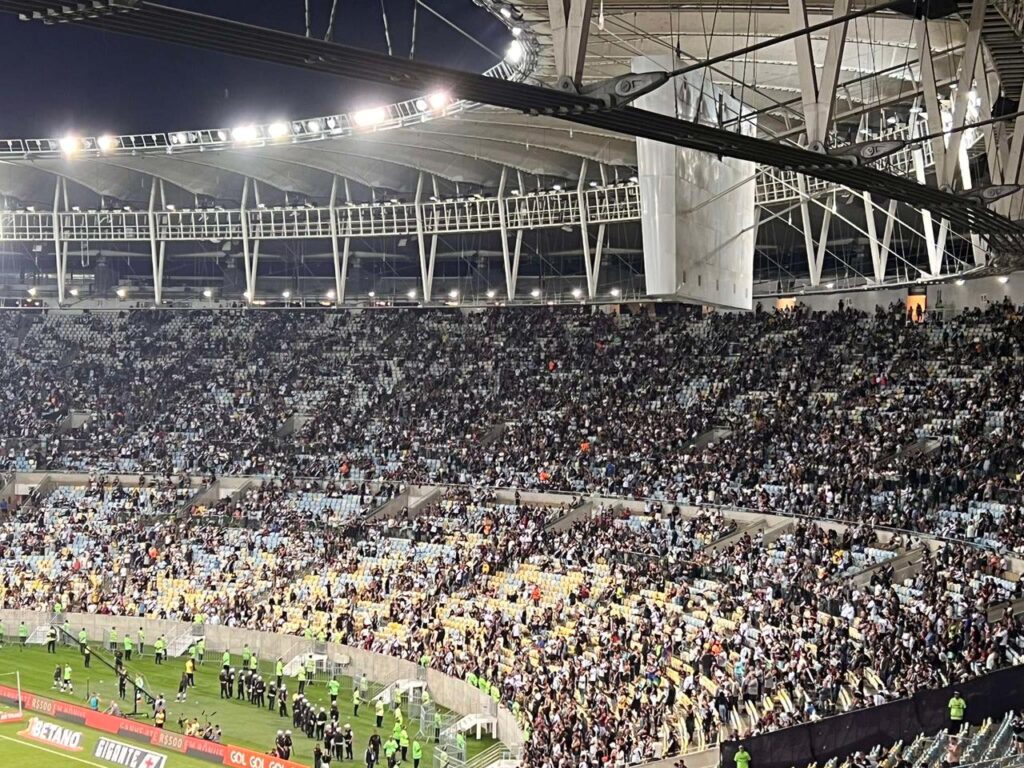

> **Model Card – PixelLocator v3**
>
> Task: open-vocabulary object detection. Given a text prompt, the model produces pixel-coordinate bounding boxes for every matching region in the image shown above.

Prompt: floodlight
[999,276,1010,284]
[448,289,459,299]
[353,107,387,127]
[69,288,79,297]
[27,287,37,297]
[115,287,127,299]
[530,288,541,298]
[326,289,337,300]
[202,289,213,298]
[231,125,259,143]
[97,135,119,152]
[610,288,621,297]
[268,122,290,139]
[486,289,497,299]
[407,289,416,299]
[428,91,450,110]
[506,40,525,64]
[571,288,582,299]
[282,290,292,298]
[59,135,80,155]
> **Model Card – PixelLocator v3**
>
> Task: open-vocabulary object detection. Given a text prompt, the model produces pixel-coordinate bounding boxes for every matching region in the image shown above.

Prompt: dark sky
[0,0,505,136]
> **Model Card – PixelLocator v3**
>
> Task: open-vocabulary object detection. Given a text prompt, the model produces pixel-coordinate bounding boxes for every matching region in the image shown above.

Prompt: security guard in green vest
[433,710,441,743]
[411,740,423,768]
[108,627,118,652]
[196,638,205,664]
[242,645,251,669]
[490,684,500,703]
[383,737,399,768]
[455,732,466,756]
[304,654,315,684]
[276,657,284,687]
[137,628,145,656]
[250,650,258,672]
[949,691,967,733]
[297,664,308,695]
[422,690,431,710]
[392,721,402,741]
[83,643,91,668]
[18,621,28,648]
[399,728,410,762]
[466,670,478,688]
[353,687,362,716]
[394,703,403,727]
[154,635,166,664]
[223,650,231,670]
[375,699,385,728]
[46,625,57,654]
[78,627,88,653]
[329,677,341,705]
[123,634,134,661]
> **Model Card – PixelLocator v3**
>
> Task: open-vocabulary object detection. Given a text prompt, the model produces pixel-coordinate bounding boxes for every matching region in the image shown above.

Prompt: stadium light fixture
[115,287,127,299]
[610,288,621,297]
[326,289,337,300]
[59,135,80,155]
[231,124,259,143]
[306,119,322,134]
[428,91,450,110]
[407,289,417,299]
[27,287,37,297]
[354,107,387,127]
[552,184,562,191]
[999,276,1010,284]
[414,98,429,113]
[826,282,835,289]
[282,290,292,298]
[97,135,119,152]
[530,288,541,298]
[571,288,582,299]
[448,289,459,299]
[368,291,376,298]
[505,39,525,64]
[268,122,290,139]
[69,288,79,297]
[955,279,965,286]
[243,291,252,301]
[486,289,497,299]
[202,289,213,298]
[511,26,522,38]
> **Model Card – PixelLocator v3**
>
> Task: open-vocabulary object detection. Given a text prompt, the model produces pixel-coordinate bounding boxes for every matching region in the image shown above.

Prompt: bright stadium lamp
[571,287,582,299]
[368,291,376,298]
[97,135,119,152]
[59,135,81,155]
[610,288,621,297]
[326,289,337,300]
[955,279,965,286]
[305,119,322,133]
[353,107,387,127]
[231,124,259,143]
[268,122,290,139]
[282,290,291,299]
[999,276,1010,284]
[115,287,127,299]
[242,291,252,301]
[27,287,37,297]
[448,289,459,299]
[486,289,497,299]
[530,288,540,298]
[505,40,524,64]
[415,98,429,113]
[428,91,450,110]
[69,288,79,297]
[202,289,213,299]
[407,289,416,299]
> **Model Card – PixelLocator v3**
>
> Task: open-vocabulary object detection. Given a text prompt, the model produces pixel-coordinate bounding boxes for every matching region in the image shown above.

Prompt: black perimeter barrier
[720,664,1024,768]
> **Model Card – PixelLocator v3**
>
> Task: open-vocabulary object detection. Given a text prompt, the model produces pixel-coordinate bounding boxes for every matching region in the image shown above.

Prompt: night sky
[0,0,505,137]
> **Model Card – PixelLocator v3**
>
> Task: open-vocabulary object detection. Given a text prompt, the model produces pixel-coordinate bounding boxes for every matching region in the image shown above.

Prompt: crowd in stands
[0,302,1023,766]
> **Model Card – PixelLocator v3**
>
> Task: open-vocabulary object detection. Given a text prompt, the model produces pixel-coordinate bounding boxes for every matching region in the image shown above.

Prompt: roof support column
[547,0,594,88]
[917,0,985,190]
[52,177,67,304]
[147,177,165,306]
[329,177,344,305]
[414,172,435,303]
[577,159,599,299]
[862,193,898,284]
[796,175,829,286]
[789,0,851,151]
[910,116,946,276]
[240,178,253,302]
[498,167,515,301]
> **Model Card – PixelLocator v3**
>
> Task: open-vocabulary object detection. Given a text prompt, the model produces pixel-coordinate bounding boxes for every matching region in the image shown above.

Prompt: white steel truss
[789,0,851,150]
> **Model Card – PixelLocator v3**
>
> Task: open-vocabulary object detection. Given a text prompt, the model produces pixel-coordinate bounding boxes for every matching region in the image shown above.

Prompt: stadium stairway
[444,713,498,741]
[283,652,328,677]
[545,498,593,531]
[372,678,426,706]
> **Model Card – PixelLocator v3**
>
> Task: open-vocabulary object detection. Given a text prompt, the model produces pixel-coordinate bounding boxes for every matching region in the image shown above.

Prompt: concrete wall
[0,610,525,753]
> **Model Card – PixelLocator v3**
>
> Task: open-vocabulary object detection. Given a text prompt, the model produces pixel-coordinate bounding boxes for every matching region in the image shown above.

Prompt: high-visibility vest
[412,742,422,760]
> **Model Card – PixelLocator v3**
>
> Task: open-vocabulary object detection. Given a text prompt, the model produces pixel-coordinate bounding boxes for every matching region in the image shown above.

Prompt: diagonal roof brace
[556,72,670,109]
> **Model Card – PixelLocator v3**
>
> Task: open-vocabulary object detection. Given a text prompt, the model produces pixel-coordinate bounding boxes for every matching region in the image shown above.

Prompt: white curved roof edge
[0,4,540,161]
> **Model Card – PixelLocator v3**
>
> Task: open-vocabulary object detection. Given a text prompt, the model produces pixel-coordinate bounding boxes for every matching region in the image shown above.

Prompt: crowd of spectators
[0,301,1022,766]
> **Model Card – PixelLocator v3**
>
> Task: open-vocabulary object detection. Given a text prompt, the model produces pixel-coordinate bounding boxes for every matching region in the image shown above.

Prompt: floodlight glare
[511,26,522,38]
[27,287,37,297]
[999,276,1010,284]
[530,288,541,298]
[59,135,80,155]
[368,291,376,298]
[243,291,252,301]
[282,290,292,298]
[428,91,450,110]
[202,289,213,298]
[955,279,965,286]
[97,135,119,152]
[610,288,621,297]
[571,288,582,299]
[69,288,79,297]
[448,289,459,299]
[353,107,387,127]
[414,99,429,113]
[231,125,259,143]
[115,287,127,299]
[505,40,525,64]
[305,119,322,133]
[486,290,497,299]
[268,122,290,139]
[407,289,417,299]
[326,289,337,300]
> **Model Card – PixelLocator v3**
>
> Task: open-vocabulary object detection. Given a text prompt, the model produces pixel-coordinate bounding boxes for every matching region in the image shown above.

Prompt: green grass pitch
[0,642,499,767]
